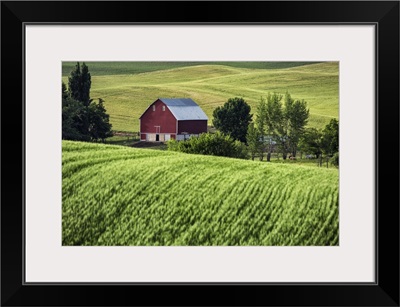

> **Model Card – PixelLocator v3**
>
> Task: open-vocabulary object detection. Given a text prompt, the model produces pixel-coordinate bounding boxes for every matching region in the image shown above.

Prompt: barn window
[162,106,165,111]
[152,105,155,111]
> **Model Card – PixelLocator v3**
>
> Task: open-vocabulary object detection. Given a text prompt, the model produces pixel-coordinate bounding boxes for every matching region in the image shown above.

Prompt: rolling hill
[62,141,339,246]
[62,62,338,132]
[62,61,318,76]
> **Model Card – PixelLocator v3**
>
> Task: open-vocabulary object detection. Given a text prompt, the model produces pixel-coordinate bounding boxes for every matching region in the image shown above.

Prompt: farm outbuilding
[139,98,208,142]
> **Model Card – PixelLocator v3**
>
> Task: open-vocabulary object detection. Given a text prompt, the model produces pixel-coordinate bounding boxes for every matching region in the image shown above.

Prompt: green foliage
[265,93,286,158]
[62,83,90,141]
[62,100,87,141]
[63,63,112,142]
[80,63,92,106]
[256,92,309,159]
[246,122,262,160]
[299,119,339,168]
[321,118,339,156]
[212,97,252,143]
[68,62,92,106]
[285,92,310,157]
[67,62,81,101]
[233,140,248,160]
[62,82,68,99]
[255,97,267,160]
[167,132,248,159]
[255,97,267,136]
[62,140,339,246]
[88,98,113,142]
[330,152,339,167]
[299,127,323,158]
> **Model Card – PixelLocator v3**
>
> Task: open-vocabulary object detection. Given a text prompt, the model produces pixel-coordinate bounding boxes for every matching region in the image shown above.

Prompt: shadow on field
[130,141,168,150]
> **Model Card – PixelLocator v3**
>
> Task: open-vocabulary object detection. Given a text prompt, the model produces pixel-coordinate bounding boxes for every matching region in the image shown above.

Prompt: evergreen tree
[62,82,90,141]
[68,62,91,106]
[80,63,92,106]
[63,63,112,142]
[68,62,81,102]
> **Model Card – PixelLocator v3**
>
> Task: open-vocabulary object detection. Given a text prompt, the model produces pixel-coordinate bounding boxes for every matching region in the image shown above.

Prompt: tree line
[197,95,338,167]
[62,62,113,142]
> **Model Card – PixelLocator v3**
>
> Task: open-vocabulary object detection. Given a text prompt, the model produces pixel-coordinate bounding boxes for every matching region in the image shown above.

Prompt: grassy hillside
[62,61,317,76]
[62,62,338,132]
[62,141,339,246]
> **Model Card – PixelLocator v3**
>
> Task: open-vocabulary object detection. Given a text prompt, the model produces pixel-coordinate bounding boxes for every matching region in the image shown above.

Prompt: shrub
[233,140,249,159]
[166,138,181,151]
[167,132,248,159]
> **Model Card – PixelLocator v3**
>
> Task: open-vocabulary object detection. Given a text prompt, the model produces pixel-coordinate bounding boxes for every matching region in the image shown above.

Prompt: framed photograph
[2,1,399,306]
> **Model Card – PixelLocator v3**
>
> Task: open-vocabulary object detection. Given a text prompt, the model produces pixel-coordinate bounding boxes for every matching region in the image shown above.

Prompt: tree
[80,63,92,106]
[67,62,81,101]
[320,118,339,168]
[246,122,262,160]
[88,98,113,142]
[260,92,309,160]
[68,62,92,106]
[285,93,309,157]
[212,97,252,143]
[62,82,90,141]
[265,93,284,160]
[299,119,339,168]
[321,118,339,156]
[63,63,112,142]
[299,127,323,159]
[255,97,267,160]
[62,82,68,100]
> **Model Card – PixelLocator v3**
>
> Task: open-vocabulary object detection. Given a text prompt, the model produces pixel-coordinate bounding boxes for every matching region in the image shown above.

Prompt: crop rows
[62,141,339,246]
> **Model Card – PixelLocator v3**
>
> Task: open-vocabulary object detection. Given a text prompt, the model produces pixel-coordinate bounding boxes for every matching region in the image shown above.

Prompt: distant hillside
[62,140,339,246]
[62,61,318,76]
[62,62,338,132]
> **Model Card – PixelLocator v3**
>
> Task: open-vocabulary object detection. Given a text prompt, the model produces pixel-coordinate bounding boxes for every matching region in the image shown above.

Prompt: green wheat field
[62,141,339,246]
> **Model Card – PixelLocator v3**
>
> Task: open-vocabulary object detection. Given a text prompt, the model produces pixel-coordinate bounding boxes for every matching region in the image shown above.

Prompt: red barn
[139,98,208,141]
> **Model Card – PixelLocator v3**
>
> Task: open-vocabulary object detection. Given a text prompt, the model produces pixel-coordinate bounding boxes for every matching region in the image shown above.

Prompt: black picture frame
[1,1,399,306]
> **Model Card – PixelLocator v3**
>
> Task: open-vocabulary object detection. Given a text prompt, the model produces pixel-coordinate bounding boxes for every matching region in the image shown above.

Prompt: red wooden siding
[178,120,208,134]
[140,99,177,133]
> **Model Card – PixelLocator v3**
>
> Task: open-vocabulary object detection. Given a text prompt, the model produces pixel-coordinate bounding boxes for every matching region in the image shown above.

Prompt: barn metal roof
[159,98,208,121]
[159,98,199,107]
